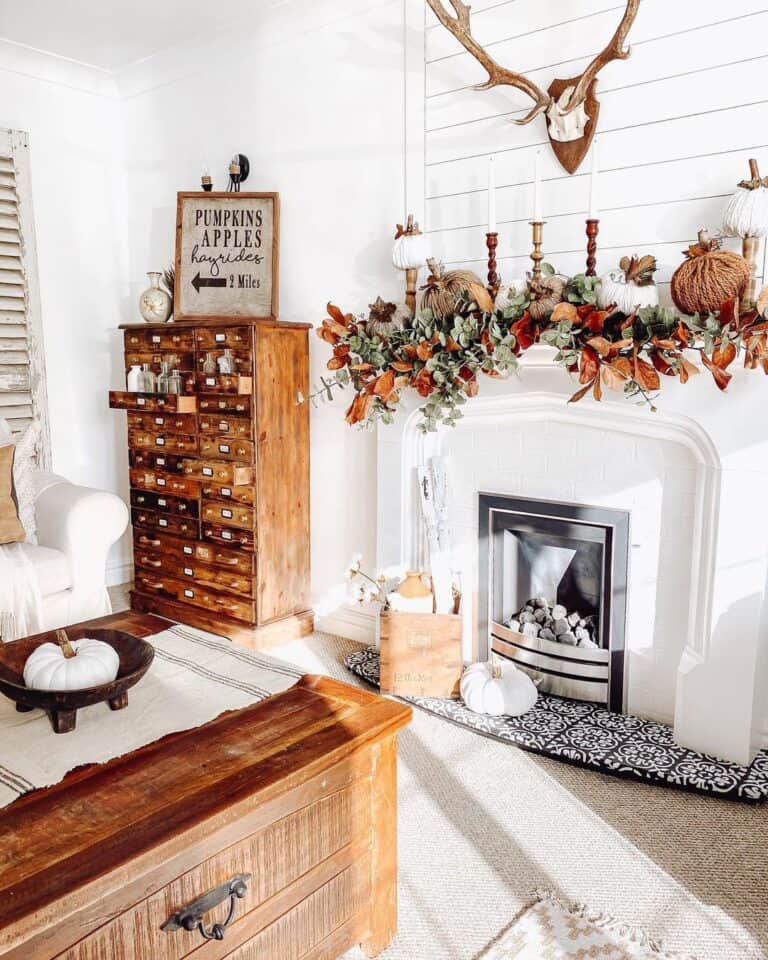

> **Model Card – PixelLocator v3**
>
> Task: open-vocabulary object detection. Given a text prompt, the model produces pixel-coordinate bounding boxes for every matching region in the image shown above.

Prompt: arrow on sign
[191,272,227,293]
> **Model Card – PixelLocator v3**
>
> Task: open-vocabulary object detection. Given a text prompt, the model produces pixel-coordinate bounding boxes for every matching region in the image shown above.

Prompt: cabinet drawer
[196,325,251,350]
[202,500,255,530]
[109,391,196,414]
[129,450,188,474]
[127,411,197,434]
[132,508,199,540]
[124,328,195,351]
[52,781,369,960]
[198,394,252,417]
[136,551,254,599]
[193,373,252,395]
[129,469,201,498]
[130,489,199,518]
[182,459,254,486]
[135,571,255,622]
[201,480,255,505]
[133,529,254,575]
[129,430,198,455]
[198,414,252,438]
[202,500,254,530]
[203,522,256,552]
[199,436,254,463]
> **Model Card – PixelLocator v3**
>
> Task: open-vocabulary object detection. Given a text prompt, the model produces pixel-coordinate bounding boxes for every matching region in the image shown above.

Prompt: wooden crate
[0,612,412,960]
[379,610,463,699]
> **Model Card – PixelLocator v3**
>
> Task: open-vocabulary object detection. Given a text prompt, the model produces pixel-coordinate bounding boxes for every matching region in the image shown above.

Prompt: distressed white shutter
[0,129,49,467]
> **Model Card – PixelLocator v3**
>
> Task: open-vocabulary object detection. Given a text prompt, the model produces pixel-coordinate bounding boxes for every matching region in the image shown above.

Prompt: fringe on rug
[534,890,698,960]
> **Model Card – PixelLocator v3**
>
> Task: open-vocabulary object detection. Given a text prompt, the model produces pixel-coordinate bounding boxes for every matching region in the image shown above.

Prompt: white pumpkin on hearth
[23,638,120,691]
[460,660,538,717]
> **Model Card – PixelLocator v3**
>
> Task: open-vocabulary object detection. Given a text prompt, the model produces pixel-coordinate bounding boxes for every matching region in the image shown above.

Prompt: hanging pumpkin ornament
[670,229,750,315]
[722,159,768,311]
[392,215,429,315]
[527,273,566,322]
[597,254,659,314]
[420,258,494,317]
[365,296,409,339]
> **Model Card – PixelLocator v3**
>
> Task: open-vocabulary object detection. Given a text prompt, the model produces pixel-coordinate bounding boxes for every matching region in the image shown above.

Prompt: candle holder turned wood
[486,232,499,299]
[585,219,600,277]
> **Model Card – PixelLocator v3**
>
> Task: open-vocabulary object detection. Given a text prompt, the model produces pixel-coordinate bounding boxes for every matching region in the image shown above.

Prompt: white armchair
[27,472,129,631]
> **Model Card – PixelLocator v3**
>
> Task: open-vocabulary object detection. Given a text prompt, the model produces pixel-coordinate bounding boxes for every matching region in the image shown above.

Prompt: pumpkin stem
[56,629,76,659]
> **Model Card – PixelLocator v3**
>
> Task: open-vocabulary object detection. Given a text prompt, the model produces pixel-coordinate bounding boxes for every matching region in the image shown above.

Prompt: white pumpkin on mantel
[460,660,538,717]
[23,638,120,691]
[597,255,659,314]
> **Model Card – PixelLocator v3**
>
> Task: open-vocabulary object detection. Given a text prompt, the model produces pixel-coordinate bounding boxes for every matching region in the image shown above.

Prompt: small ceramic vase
[127,365,142,392]
[138,272,172,324]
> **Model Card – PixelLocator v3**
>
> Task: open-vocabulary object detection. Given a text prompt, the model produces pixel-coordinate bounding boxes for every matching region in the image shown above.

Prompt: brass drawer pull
[162,873,250,942]
[138,536,161,546]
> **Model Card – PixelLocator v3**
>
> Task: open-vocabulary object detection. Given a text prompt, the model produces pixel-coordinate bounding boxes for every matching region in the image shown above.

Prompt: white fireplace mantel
[376,347,768,765]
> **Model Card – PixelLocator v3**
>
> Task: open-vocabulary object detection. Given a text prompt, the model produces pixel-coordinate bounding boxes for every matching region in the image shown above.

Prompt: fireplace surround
[478,493,630,712]
[375,345,768,765]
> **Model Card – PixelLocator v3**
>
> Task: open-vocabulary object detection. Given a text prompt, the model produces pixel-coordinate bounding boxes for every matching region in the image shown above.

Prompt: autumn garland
[316,270,768,432]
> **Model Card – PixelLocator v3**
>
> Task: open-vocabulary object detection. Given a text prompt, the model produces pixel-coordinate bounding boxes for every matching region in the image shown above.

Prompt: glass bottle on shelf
[217,348,235,374]
[156,360,171,394]
[202,352,217,375]
[168,369,183,395]
[140,362,156,393]
[127,365,142,392]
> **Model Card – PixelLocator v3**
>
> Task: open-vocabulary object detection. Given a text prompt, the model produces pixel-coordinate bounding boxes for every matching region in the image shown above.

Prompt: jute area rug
[483,892,697,960]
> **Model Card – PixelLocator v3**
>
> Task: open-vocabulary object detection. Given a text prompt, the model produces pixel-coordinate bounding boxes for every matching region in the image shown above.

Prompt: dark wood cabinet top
[119,316,312,331]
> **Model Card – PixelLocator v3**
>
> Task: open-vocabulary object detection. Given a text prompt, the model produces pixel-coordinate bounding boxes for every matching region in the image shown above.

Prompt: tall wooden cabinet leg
[361,736,399,957]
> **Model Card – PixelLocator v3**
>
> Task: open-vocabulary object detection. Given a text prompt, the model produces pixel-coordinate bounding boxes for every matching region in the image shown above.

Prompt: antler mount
[426,0,640,173]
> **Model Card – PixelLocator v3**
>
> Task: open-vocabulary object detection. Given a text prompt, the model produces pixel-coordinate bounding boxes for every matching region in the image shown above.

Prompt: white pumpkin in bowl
[23,638,120,691]
[460,660,538,717]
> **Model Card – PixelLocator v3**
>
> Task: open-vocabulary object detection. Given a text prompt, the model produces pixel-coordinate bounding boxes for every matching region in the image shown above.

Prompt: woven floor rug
[344,647,768,803]
[481,892,697,960]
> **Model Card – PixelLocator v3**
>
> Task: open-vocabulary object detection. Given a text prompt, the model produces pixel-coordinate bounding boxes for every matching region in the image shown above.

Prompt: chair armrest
[35,478,129,590]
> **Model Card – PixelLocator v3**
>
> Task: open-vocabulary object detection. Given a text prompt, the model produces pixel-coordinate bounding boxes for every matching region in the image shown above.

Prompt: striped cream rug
[483,892,697,960]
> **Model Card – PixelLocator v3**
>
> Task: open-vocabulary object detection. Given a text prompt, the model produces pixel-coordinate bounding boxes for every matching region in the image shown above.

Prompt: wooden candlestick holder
[585,219,600,277]
[742,235,760,313]
[486,232,499,298]
[529,221,545,292]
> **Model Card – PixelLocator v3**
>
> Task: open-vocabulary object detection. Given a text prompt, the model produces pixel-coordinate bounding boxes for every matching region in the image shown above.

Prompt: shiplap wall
[423,0,768,298]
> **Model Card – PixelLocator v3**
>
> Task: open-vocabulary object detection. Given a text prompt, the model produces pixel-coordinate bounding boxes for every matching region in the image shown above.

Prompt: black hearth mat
[344,647,768,803]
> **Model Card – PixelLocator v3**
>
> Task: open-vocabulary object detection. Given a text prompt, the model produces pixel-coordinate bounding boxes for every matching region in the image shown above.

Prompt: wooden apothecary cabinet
[110,317,312,647]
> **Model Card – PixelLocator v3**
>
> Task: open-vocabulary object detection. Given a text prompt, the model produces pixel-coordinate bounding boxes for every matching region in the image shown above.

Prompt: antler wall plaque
[426,0,640,174]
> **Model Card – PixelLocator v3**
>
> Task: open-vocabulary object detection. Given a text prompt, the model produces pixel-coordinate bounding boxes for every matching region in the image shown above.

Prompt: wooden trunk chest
[110,317,313,648]
[0,616,411,960]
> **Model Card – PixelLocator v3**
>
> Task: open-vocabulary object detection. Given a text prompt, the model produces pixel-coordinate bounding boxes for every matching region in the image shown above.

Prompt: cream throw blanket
[0,623,302,809]
[0,542,43,643]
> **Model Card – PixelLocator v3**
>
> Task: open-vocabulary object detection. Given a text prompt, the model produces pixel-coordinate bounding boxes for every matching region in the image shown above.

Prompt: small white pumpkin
[460,660,538,717]
[23,638,120,691]
[722,160,768,239]
[392,217,429,271]
[597,254,659,314]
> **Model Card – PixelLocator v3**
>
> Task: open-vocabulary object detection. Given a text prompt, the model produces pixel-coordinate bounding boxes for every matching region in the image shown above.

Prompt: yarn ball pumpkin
[671,230,750,315]
[420,258,493,317]
[528,274,566,322]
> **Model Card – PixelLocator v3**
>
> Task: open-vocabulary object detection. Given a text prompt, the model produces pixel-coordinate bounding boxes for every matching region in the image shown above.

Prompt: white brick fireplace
[376,346,768,765]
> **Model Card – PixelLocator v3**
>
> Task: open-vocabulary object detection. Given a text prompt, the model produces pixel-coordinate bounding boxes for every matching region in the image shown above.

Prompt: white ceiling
[0,0,283,71]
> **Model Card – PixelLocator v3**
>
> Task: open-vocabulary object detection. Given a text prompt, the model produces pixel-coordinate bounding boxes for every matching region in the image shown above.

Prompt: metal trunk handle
[161,873,251,942]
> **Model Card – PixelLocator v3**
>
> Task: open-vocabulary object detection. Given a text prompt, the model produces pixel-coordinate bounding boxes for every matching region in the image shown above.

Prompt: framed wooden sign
[174,191,279,320]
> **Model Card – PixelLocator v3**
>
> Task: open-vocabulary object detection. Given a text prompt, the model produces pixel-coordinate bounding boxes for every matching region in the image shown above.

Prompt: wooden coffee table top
[0,612,411,952]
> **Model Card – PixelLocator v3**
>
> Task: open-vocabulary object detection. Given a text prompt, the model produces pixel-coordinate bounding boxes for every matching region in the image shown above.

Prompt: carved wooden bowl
[0,628,155,733]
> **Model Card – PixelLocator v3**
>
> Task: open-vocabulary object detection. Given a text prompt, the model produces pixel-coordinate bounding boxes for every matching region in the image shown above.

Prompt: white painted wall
[0,43,131,581]
[424,0,768,291]
[117,0,406,613]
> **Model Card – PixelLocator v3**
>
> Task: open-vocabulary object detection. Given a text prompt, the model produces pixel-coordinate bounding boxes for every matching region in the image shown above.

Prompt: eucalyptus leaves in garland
[315,264,768,432]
